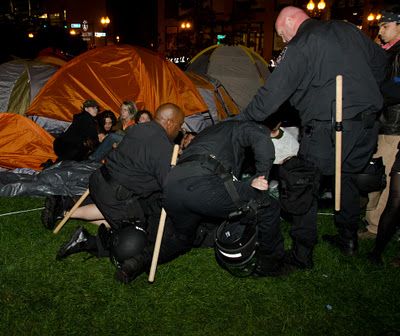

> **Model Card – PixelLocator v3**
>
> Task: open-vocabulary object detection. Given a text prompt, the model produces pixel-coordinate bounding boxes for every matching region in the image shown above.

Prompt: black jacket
[380,40,400,135]
[105,121,173,197]
[54,111,99,161]
[241,19,388,125]
[179,120,274,179]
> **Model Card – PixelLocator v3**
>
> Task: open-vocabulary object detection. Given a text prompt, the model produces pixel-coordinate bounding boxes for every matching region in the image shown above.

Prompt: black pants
[160,164,285,263]
[88,168,162,257]
[295,118,379,243]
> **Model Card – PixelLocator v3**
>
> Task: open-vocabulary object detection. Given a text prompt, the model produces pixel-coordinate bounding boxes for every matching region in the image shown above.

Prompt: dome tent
[0,59,59,115]
[186,44,270,111]
[185,71,240,132]
[0,113,56,171]
[26,45,208,133]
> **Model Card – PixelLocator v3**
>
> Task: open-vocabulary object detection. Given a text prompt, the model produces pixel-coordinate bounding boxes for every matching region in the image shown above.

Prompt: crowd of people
[41,5,400,283]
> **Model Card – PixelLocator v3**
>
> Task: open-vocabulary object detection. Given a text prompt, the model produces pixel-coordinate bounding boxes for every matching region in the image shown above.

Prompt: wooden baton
[335,75,343,211]
[53,189,90,234]
[148,144,180,283]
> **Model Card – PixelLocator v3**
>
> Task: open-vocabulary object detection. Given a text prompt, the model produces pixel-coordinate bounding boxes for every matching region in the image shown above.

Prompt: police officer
[238,6,387,263]
[116,120,290,283]
[56,104,185,271]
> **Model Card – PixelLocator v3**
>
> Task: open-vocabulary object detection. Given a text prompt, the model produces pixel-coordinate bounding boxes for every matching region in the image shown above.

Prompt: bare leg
[70,204,104,221]
[63,204,110,228]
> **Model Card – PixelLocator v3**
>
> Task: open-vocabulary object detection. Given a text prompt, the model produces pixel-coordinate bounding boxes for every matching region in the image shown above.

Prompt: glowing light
[180,21,192,30]
[28,33,34,38]
[376,14,382,20]
[367,13,375,21]
[69,29,76,35]
[100,16,110,26]
[307,0,315,11]
[317,0,326,10]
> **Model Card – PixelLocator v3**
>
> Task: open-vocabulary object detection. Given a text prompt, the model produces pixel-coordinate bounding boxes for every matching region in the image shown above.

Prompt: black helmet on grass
[110,225,147,267]
[214,218,258,277]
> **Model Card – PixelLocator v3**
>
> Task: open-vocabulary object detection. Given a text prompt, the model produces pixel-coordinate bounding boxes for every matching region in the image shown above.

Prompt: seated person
[115,100,137,134]
[89,101,138,162]
[89,110,117,162]
[97,110,117,143]
[53,99,100,162]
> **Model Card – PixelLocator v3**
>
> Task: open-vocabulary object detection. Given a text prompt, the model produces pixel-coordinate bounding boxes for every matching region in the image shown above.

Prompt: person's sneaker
[41,195,64,230]
[358,228,376,240]
[322,234,358,256]
[56,226,91,260]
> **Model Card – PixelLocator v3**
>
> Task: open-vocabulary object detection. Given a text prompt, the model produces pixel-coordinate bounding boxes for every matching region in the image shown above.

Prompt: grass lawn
[1,196,399,336]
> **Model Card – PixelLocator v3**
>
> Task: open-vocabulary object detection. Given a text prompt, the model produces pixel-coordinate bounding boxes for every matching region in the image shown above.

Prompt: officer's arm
[239,123,275,178]
[155,143,174,189]
[240,45,307,121]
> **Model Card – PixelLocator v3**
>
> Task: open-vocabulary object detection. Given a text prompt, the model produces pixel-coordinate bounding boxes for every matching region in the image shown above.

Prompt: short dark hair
[134,110,153,123]
[83,99,99,109]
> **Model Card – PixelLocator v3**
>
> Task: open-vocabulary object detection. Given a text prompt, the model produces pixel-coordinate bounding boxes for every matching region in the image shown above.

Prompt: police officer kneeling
[55,103,185,282]
[117,120,293,282]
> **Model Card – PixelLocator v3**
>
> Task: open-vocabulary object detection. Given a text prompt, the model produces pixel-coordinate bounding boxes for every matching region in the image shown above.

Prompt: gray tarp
[0,160,101,197]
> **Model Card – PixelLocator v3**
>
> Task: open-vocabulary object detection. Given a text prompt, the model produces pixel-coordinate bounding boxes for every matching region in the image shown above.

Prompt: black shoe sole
[41,196,58,230]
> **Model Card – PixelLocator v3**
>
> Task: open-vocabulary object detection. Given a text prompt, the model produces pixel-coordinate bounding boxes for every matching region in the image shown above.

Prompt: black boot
[285,242,314,269]
[252,252,294,277]
[114,252,151,284]
[322,234,358,256]
[41,195,75,230]
[56,226,97,260]
[41,195,64,230]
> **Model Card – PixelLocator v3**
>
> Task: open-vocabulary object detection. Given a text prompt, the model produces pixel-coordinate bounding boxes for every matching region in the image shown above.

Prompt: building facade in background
[0,0,393,63]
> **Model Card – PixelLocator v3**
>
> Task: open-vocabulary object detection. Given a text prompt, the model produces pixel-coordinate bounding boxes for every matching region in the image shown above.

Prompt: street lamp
[100,16,110,45]
[306,0,326,17]
[177,21,192,54]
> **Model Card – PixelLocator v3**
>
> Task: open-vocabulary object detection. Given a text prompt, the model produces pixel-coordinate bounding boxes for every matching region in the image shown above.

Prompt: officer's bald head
[155,103,185,140]
[275,6,310,43]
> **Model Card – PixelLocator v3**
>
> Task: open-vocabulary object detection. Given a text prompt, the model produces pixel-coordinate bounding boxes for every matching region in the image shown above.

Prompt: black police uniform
[85,121,174,257]
[239,19,388,253]
[53,111,99,161]
[158,120,285,273]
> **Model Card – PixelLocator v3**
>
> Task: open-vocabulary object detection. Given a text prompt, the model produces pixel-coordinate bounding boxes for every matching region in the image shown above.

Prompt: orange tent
[0,114,56,170]
[26,45,207,122]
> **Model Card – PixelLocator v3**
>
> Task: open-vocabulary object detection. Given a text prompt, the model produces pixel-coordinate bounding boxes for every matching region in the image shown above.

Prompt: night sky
[108,0,158,48]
